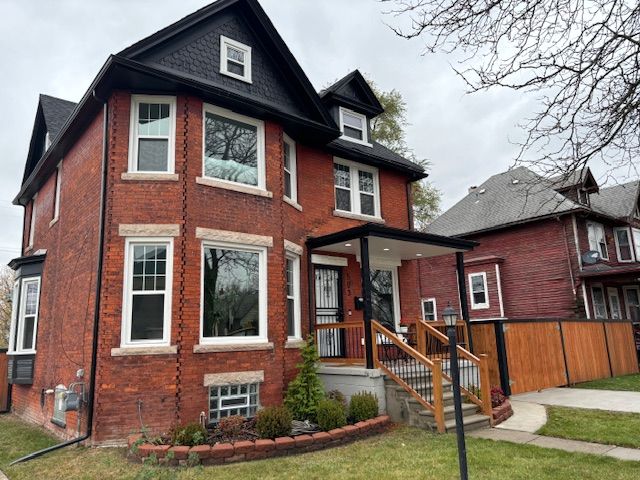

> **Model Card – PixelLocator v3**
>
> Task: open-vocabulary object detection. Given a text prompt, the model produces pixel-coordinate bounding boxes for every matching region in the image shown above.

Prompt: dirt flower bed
[128,415,391,466]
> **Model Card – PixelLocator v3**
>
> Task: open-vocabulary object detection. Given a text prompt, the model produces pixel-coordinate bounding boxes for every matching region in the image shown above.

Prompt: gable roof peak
[320,69,384,117]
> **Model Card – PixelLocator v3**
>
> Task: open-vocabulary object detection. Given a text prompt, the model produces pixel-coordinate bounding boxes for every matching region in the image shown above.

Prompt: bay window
[333,159,380,218]
[9,277,41,354]
[587,222,608,260]
[128,95,176,173]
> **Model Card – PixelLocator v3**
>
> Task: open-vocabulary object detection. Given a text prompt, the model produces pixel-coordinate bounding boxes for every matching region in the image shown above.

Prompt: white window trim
[421,297,437,321]
[333,157,381,220]
[9,277,41,354]
[202,104,266,192]
[121,237,174,348]
[607,287,622,320]
[613,227,635,263]
[623,285,640,320]
[127,95,177,174]
[200,240,268,346]
[51,161,62,224]
[220,35,252,84]
[28,194,37,250]
[7,280,19,354]
[338,107,371,147]
[469,272,489,310]
[632,228,640,261]
[286,253,302,341]
[591,284,608,319]
[283,133,298,204]
[587,221,609,260]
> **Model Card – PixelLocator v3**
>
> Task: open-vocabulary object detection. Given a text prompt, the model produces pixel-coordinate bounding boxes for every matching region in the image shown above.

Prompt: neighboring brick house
[421,166,640,330]
[7,0,480,444]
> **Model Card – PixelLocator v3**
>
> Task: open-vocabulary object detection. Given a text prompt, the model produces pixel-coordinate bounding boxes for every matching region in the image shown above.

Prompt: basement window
[209,383,259,423]
[469,272,489,310]
[220,36,252,83]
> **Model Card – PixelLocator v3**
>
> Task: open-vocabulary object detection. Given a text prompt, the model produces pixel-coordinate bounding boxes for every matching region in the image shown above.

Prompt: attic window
[339,107,370,146]
[220,36,252,83]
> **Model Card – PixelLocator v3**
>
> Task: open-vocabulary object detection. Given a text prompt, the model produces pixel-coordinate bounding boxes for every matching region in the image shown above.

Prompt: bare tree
[383,1,640,181]
[0,266,15,348]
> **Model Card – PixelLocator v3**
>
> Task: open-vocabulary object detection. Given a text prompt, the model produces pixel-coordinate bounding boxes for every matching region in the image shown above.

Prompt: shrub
[316,398,347,431]
[491,386,507,408]
[349,392,379,422]
[284,336,324,421]
[326,389,347,407]
[255,406,292,439]
[218,415,245,438]
[170,422,208,447]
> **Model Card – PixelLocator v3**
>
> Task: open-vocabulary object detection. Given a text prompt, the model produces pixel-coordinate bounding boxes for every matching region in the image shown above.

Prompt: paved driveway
[513,388,640,414]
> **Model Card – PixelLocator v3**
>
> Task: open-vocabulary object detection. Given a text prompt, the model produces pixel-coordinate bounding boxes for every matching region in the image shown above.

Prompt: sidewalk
[513,388,640,413]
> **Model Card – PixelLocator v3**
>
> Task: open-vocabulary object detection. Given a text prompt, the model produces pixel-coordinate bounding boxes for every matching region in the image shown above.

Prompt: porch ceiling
[307,223,477,261]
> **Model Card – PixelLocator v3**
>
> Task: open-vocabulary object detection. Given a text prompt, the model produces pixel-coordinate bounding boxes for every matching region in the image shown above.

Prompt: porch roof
[578,263,640,278]
[306,223,477,260]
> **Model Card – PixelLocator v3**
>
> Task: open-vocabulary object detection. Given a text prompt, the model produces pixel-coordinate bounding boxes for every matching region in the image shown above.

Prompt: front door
[314,266,344,357]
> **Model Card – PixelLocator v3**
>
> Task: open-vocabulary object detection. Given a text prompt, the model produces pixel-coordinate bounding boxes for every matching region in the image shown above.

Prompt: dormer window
[220,36,252,83]
[339,107,369,146]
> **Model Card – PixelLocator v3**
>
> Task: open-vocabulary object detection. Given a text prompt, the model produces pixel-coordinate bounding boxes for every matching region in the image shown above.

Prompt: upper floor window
[203,105,265,190]
[633,228,640,260]
[469,272,489,309]
[422,298,437,321]
[128,95,176,174]
[283,134,297,203]
[587,221,608,260]
[333,159,380,218]
[9,277,41,354]
[614,228,635,262]
[339,107,369,146]
[220,36,252,83]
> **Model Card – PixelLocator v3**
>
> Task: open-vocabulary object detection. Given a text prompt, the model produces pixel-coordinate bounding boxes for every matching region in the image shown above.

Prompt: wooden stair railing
[371,320,446,432]
[416,319,493,420]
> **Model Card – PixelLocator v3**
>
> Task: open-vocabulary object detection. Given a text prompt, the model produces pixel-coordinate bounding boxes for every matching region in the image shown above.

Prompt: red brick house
[6,0,484,444]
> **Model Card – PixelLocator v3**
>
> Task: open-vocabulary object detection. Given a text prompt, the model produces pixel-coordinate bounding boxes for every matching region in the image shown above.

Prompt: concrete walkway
[513,388,640,413]
[495,400,547,433]
[0,469,8,480]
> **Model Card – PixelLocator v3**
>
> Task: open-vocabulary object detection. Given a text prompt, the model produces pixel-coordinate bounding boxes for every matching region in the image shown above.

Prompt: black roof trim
[8,253,46,271]
[306,223,477,251]
[320,70,384,117]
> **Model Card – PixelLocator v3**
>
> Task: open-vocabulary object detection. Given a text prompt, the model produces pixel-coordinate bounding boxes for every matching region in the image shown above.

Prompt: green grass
[573,373,640,392]
[538,406,640,449]
[2,414,640,480]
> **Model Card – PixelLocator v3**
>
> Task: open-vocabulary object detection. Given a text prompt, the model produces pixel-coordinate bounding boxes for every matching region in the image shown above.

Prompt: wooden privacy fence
[0,349,8,411]
[471,319,639,395]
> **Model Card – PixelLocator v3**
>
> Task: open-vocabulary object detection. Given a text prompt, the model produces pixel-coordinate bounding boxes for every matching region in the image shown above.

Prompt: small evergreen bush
[284,336,325,421]
[255,406,292,439]
[170,422,208,446]
[316,398,347,431]
[349,392,379,422]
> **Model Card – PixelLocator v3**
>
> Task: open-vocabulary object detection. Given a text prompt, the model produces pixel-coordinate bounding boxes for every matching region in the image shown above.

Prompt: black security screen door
[314,266,344,357]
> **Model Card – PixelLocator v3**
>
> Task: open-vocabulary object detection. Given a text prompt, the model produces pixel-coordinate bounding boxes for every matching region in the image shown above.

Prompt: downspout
[10,92,109,465]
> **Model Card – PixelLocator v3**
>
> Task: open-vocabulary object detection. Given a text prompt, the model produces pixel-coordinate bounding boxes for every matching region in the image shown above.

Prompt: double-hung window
[283,134,297,203]
[333,159,380,218]
[286,254,301,340]
[614,228,635,262]
[203,105,265,190]
[633,228,640,261]
[9,277,41,354]
[122,239,173,346]
[591,285,608,319]
[220,36,252,83]
[339,107,369,146]
[587,222,608,260]
[201,242,267,344]
[128,95,176,174]
[422,298,437,321]
[469,272,489,309]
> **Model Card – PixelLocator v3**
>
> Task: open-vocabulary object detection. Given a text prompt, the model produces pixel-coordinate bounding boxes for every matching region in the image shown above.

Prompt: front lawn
[537,406,640,449]
[2,414,640,480]
[573,373,640,392]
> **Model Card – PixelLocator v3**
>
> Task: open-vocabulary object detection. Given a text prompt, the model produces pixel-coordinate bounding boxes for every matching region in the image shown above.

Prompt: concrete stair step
[418,402,479,421]
[442,414,491,433]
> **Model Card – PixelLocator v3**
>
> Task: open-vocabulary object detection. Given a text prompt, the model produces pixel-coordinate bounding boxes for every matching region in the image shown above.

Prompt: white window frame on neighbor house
[285,252,302,341]
[623,285,640,320]
[632,228,640,261]
[613,227,635,262]
[591,284,608,319]
[587,221,609,260]
[220,35,252,83]
[338,107,370,146]
[199,240,268,346]
[283,133,298,205]
[121,237,174,348]
[333,158,381,220]
[9,277,41,354]
[421,298,437,321]
[51,161,62,224]
[469,272,489,310]
[200,104,267,194]
[607,287,623,320]
[28,194,37,250]
[128,95,177,174]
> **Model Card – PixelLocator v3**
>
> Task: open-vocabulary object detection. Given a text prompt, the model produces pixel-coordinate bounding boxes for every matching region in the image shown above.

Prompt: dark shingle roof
[39,94,77,140]
[427,167,583,237]
[590,181,640,219]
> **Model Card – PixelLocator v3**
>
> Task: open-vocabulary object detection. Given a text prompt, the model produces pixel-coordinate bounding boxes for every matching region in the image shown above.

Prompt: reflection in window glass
[371,270,395,328]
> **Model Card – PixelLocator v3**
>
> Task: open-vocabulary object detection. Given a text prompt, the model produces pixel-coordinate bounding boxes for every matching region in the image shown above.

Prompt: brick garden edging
[129,415,390,466]
[492,399,514,426]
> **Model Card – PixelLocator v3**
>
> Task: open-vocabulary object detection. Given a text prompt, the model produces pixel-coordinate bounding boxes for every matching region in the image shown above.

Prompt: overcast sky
[0,0,574,265]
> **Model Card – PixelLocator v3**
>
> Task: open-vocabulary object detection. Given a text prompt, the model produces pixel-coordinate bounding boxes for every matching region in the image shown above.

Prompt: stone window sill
[196,177,273,198]
[283,196,302,211]
[111,346,178,357]
[193,342,274,353]
[333,210,385,224]
[121,172,179,181]
[285,339,306,349]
